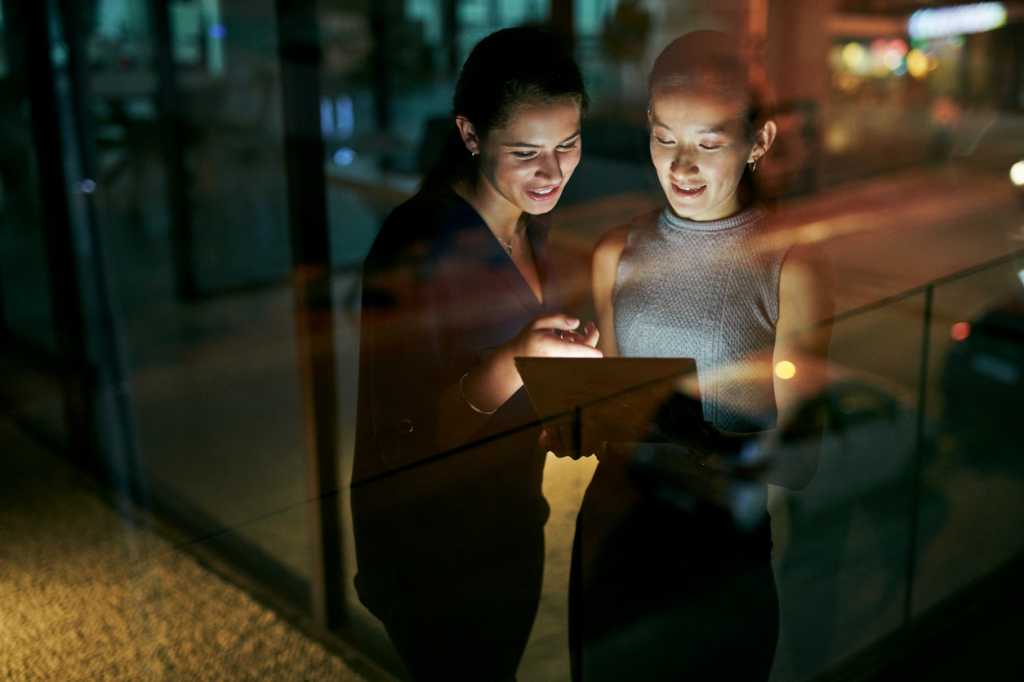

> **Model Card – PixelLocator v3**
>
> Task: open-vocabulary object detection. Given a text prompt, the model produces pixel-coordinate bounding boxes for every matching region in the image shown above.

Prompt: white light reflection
[908,3,1006,40]
[1010,160,1024,187]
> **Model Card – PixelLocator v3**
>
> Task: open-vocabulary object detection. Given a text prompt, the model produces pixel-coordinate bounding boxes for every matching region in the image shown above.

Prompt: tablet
[515,357,699,456]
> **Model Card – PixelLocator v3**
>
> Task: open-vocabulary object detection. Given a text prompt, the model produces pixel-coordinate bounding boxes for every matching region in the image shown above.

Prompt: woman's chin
[519,201,559,216]
[667,202,702,220]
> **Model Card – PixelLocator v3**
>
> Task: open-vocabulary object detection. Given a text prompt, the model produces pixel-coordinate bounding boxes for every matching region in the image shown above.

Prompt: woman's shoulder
[365,186,465,269]
[593,223,631,261]
[593,208,659,261]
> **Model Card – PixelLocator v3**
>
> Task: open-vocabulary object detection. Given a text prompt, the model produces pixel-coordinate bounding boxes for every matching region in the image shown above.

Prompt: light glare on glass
[333,147,356,166]
[907,49,930,79]
[841,42,868,74]
[774,361,797,380]
[908,3,1007,40]
[1010,160,1024,186]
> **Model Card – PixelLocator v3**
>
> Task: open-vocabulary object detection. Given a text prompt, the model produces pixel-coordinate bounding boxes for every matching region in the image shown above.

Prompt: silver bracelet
[459,371,497,415]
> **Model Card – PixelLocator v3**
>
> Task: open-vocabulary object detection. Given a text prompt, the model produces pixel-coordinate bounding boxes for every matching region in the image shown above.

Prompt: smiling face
[649,89,773,222]
[458,99,582,216]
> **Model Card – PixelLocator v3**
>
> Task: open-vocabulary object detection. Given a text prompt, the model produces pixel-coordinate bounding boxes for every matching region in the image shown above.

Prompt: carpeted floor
[0,419,370,681]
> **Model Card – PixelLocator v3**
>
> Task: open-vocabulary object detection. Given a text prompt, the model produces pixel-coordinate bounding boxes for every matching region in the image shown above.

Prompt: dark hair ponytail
[422,26,588,191]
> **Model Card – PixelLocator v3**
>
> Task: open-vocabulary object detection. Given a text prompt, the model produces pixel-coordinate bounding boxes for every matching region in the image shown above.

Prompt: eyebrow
[502,130,581,148]
[650,117,731,135]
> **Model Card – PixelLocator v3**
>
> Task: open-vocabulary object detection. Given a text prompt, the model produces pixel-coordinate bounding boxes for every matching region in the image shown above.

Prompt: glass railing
[334,244,1024,680]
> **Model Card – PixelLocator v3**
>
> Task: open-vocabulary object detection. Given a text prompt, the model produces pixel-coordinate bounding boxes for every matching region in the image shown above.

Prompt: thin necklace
[500,218,528,256]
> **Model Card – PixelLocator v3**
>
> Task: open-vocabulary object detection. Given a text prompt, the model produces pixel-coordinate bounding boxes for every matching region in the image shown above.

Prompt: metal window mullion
[903,285,934,627]
[149,0,199,300]
[274,0,344,629]
[55,0,142,502]
[18,0,100,467]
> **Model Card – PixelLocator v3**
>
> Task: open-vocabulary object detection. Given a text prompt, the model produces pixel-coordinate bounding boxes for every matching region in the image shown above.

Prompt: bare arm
[592,225,630,357]
[458,313,601,414]
[765,245,834,489]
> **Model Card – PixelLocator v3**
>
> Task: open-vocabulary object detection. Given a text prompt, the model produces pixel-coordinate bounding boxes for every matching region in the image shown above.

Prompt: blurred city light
[333,147,356,166]
[907,49,930,78]
[825,125,853,152]
[951,321,971,342]
[1010,160,1024,186]
[836,73,861,93]
[842,42,869,75]
[908,3,1007,40]
[882,50,903,72]
[774,361,797,380]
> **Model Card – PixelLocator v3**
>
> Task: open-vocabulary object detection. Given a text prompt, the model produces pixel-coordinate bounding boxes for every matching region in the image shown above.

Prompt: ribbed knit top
[613,206,788,432]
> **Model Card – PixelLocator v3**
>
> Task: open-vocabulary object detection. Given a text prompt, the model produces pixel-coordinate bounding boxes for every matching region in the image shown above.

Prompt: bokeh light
[908,3,1007,40]
[774,360,797,380]
[907,49,930,78]
[842,42,869,75]
[333,147,356,166]
[1010,160,1024,186]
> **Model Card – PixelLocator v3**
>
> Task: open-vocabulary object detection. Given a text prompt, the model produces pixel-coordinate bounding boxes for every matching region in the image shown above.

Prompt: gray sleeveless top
[614,206,788,432]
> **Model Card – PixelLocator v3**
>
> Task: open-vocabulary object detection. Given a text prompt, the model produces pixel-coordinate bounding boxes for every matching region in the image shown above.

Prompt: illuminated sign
[908,3,1007,40]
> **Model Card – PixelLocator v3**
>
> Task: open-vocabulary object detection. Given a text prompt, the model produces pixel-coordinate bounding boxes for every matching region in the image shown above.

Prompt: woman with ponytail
[352,27,598,680]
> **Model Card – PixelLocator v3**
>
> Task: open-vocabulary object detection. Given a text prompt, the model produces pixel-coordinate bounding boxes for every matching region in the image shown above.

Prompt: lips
[526,184,560,202]
[671,182,707,198]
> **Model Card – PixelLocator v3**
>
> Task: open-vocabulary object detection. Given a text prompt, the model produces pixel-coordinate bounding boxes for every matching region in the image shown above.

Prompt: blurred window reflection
[4,1,1024,680]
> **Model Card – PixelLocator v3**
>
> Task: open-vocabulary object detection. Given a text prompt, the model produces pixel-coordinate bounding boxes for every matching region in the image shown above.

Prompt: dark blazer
[352,186,556,680]
[354,187,558,478]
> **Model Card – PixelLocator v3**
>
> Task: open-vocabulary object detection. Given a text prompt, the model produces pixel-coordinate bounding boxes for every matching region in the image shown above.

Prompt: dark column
[370,0,404,132]
[0,0,26,338]
[55,0,142,498]
[149,0,199,300]
[274,0,345,629]
[442,0,459,75]
[16,0,101,468]
[550,0,576,51]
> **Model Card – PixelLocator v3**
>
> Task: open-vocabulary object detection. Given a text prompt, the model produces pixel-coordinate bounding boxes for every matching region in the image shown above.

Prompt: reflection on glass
[0,6,56,351]
[87,0,311,590]
[5,1,1024,679]
[579,30,833,680]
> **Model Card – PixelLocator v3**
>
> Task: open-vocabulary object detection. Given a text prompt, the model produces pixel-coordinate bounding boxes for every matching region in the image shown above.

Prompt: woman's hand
[509,314,602,359]
[518,315,601,458]
[459,314,601,417]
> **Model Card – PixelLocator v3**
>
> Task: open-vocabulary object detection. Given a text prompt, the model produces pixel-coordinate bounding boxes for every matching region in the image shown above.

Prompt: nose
[670,149,699,177]
[536,151,564,183]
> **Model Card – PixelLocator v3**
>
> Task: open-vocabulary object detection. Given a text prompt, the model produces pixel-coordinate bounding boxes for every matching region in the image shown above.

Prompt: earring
[748,158,758,173]
[471,150,479,158]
